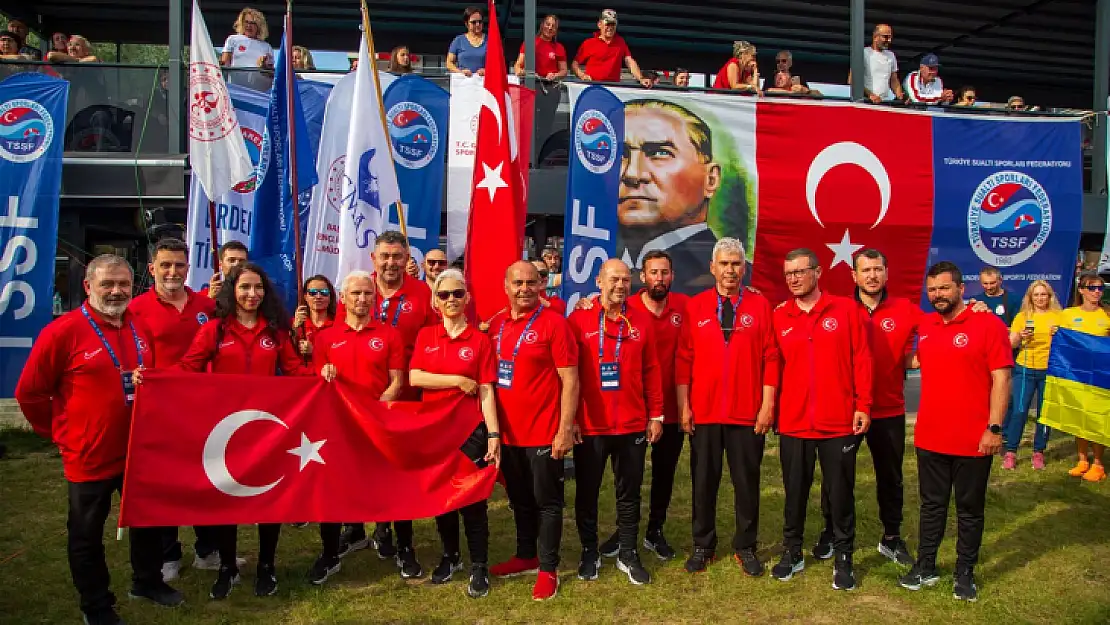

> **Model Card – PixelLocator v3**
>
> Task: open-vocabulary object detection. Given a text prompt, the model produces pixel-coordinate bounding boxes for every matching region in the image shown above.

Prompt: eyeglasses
[436,289,467,301]
[306,288,331,297]
[244,19,259,26]
[783,267,815,279]
[426,259,448,267]
[1080,284,1105,292]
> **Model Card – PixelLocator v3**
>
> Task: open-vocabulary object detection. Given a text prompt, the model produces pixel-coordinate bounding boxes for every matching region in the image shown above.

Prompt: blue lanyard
[80,304,144,370]
[717,294,741,327]
[379,294,405,327]
[598,304,627,363]
[496,307,543,362]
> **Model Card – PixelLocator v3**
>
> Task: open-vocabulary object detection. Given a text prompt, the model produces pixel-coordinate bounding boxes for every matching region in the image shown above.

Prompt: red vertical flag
[465,0,525,322]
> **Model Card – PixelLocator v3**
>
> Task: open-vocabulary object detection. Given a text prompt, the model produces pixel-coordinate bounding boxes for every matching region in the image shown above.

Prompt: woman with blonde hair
[220,7,273,69]
[711,40,759,93]
[1002,279,1062,470]
[292,45,315,70]
[1060,272,1110,481]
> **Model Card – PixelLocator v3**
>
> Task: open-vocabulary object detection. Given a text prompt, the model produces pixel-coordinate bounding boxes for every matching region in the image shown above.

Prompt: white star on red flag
[475,161,508,201]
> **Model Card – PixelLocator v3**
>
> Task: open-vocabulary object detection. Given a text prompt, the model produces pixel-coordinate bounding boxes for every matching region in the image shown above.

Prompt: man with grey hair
[16,254,184,625]
[675,238,779,575]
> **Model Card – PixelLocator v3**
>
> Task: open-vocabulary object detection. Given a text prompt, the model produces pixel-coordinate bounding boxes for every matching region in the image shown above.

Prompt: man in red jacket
[16,254,183,625]
[771,248,872,591]
[676,238,779,575]
[568,259,663,586]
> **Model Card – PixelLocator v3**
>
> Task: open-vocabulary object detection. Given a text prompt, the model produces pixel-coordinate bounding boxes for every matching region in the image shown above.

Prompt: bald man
[567,259,663,585]
[487,261,580,601]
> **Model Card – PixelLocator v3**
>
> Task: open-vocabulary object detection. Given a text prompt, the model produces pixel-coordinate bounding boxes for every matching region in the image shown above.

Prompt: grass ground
[1,424,1108,624]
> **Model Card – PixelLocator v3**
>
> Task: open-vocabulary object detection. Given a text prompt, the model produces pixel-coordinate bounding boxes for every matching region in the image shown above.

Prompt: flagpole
[360,0,408,240]
[285,0,305,291]
[208,200,220,272]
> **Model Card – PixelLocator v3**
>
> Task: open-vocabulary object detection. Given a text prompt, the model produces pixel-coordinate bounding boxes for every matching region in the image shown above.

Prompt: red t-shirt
[15,306,154,482]
[300,316,334,347]
[628,290,689,423]
[712,57,753,89]
[568,305,663,436]
[859,293,922,419]
[409,324,497,404]
[544,295,568,316]
[573,33,631,83]
[127,287,215,369]
[773,293,873,438]
[915,307,1013,456]
[676,288,779,427]
[520,37,567,77]
[489,306,578,447]
[312,320,406,399]
[178,317,309,376]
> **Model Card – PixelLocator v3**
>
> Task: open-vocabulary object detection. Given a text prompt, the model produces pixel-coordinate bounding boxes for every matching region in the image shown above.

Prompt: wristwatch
[988,424,1002,435]
[487,431,501,439]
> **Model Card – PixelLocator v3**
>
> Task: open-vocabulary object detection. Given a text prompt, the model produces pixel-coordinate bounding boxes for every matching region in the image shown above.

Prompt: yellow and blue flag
[1039,328,1110,447]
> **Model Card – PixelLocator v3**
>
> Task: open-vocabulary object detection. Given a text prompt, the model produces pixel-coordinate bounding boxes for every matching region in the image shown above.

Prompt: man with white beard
[17,254,184,625]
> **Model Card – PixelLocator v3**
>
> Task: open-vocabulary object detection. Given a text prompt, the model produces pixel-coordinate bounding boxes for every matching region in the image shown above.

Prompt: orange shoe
[1082,464,1106,482]
[532,571,558,601]
[1068,460,1091,477]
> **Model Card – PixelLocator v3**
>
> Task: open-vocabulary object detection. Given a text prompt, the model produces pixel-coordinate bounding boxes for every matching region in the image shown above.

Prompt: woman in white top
[220,7,273,69]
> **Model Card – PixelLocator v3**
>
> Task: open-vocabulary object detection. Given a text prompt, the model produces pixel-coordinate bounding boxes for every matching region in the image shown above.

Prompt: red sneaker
[490,556,540,578]
[532,571,558,601]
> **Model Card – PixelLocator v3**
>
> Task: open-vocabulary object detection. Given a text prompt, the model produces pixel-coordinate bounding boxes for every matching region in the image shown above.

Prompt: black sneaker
[291,522,310,529]
[254,563,278,597]
[82,608,124,625]
[878,536,915,567]
[771,550,805,581]
[467,564,490,598]
[683,547,715,573]
[395,546,423,579]
[209,565,240,600]
[616,549,651,585]
[899,561,941,591]
[643,529,677,561]
[577,549,602,580]
[734,548,764,577]
[337,525,369,559]
[431,552,464,584]
[128,580,184,607]
[307,555,341,585]
[599,531,621,558]
[811,530,834,561]
[832,552,856,591]
[373,524,397,559]
[953,567,978,602]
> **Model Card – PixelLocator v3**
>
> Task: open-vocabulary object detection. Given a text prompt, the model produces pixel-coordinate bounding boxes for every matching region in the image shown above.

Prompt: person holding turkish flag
[167,262,312,600]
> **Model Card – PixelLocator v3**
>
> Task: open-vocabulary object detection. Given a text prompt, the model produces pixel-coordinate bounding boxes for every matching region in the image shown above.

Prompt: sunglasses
[306,288,331,297]
[426,259,448,267]
[436,289,467,301]
[1080,284,1105,292]
[469,19,484,25]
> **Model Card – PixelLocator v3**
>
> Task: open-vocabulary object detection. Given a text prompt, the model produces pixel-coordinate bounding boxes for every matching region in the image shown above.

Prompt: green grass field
[1,424,1108,624]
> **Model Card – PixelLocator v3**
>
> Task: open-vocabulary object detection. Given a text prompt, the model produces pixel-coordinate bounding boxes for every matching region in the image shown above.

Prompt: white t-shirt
[904,71,944,104]
[863,47,898,100]
[222,34,273,68]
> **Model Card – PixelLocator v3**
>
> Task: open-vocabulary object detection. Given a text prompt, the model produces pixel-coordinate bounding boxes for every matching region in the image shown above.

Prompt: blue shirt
[449,34,487,72]
[979,291,1016,327]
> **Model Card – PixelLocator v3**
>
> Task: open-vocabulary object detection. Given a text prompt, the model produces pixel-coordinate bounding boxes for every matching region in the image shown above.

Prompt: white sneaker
[193,553,247,570]
[161,559,181,582]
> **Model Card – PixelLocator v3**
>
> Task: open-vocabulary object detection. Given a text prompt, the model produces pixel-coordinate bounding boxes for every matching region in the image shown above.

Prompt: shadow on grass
[0,427,55,458]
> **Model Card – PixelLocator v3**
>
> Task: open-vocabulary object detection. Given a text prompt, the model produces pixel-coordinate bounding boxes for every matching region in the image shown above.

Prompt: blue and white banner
[384,75,449,267]
[561,85,624,309]
[928,118,1084,305]
[0,73,68,396]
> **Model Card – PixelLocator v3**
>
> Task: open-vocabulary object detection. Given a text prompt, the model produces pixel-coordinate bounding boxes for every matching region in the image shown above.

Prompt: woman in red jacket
[292,274,337,362]
[176,262,311,600]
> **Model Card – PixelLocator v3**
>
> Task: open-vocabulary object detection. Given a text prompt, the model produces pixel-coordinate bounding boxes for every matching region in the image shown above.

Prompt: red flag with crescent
[751,103,935,303]
[119,372,496,527]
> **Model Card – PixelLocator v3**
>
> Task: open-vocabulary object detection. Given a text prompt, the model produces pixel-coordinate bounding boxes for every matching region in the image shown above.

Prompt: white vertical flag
[188,0,253,199]
[336,35,402,280]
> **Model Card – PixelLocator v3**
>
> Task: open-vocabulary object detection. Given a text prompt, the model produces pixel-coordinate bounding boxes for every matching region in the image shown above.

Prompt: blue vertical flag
[250,32,319,311]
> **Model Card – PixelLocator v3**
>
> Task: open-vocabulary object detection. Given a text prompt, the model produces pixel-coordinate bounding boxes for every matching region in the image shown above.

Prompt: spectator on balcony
[572,9,653,88]
[0,31,31,60]
[447,6,487,78]
[711,40,759,94]
[673,68,690,88]
[956,86,977,106]
[389,46,413,74]
[642,69,661,88]
[292,45,315,71]
[7,18,41,60]
[220,8,273,69]
[765,51,819,97]
[514,14,567,81]
[849,24,903,103]
[1007,95,1027,111]
[903,53,946,105]
[47,35,99,63]
[51,32,69,55]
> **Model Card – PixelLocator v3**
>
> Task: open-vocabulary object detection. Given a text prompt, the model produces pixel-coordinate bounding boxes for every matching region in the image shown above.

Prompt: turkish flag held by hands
[119,372,495,527]
[751,103,934,303]
[465,0,525,323]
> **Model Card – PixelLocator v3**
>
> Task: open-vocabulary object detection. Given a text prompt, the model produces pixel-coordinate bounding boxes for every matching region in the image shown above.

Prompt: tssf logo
[0,99,53,163]
[574,110,617,175]
[968,171,1052,267]
[388,102,439,170]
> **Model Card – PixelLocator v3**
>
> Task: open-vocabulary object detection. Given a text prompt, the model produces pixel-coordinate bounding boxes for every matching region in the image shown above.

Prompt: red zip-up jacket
[675,287,780,426]
[178,317,310,376]
[15,306,154,482]
[627,290,689,423]
[568,305,664,436]
[857,291,922,419]
[773,292,873,438]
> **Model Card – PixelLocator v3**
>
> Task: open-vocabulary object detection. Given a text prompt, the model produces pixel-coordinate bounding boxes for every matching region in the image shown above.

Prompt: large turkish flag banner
[751,103,935,304]
[120,372,495,527]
